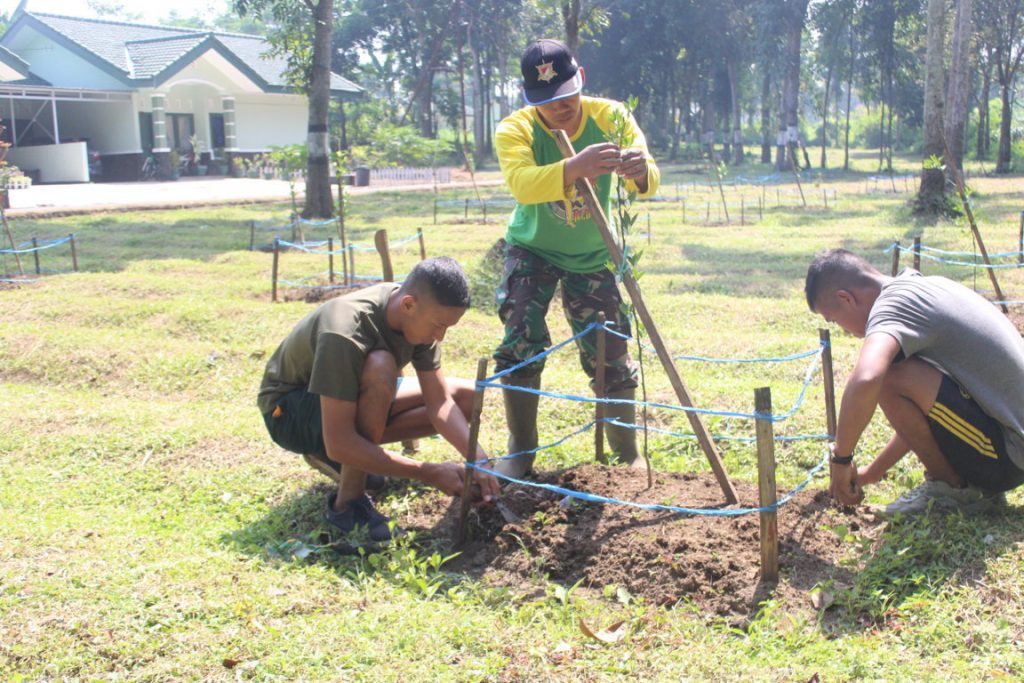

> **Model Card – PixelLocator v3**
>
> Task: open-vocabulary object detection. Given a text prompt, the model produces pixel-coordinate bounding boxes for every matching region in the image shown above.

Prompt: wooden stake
[464,198,469,219]
[792,170,807,207]
[755,387,779,583]
[646,213,651,244]
[740,197,745,226]
[249,220,255,251]
[69,234,78,272]
[819,329,837,439]
[336,177,349,285]
[271,238,279,303]
[913,236,921,272]
[681,198,686,224]
[456,357,489,547]
[944,140,1009,313]
[823,189,828,209]
[31,236,40,275]
[418,227,427,261]
[433,197,438,225]
[1018,210,1023,265]
[595,311,607,465]
[553,129,738,504]
[349,247,356,284]
[328,237,335,284]
[891,240,901,276]
[375,229,394,282]
[0,206,23,276]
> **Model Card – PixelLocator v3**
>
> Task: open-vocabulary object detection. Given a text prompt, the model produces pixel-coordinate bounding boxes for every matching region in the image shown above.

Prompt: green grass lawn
[3,154,1024,681]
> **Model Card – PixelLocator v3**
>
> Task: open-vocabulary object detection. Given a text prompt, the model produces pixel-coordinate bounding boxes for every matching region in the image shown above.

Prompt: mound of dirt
[403,464,882,618]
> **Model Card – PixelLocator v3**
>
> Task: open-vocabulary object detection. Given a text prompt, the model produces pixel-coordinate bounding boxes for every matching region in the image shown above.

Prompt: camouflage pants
[493,244,637,392]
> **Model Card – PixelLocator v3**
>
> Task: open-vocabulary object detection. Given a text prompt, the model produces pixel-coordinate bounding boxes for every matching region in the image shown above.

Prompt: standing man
[492,38,660,477]
[805,249,1024,516]
[258,257,499,541]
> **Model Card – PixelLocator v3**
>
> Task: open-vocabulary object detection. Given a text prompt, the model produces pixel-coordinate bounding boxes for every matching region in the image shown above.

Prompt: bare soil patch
[403,464,882,618]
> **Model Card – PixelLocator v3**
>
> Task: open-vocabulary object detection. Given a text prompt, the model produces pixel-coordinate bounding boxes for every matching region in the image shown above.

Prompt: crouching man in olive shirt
[258,257,499,541]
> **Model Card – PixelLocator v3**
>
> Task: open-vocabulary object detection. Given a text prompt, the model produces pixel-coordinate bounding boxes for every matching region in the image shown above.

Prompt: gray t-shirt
[257,283,441,414]
[866,270,1024,468]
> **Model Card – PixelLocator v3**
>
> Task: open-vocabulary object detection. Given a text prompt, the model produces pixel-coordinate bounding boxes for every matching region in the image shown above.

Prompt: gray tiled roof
[21,12,360,94]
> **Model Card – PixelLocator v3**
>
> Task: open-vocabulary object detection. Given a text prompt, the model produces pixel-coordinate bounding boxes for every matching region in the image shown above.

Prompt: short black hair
[804,248,880,311]
[401,256,471,308]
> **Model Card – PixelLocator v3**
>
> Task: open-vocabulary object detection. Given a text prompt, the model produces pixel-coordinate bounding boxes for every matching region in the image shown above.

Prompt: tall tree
[774,0,811,171]
[944,0,973,175]
[235,0,336,218]
[915,0,948,215]
[976,0,1024,173]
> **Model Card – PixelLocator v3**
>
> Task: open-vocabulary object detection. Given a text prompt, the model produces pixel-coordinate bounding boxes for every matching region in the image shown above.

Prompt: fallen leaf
[222,658,239,669]
[579,618,627,644]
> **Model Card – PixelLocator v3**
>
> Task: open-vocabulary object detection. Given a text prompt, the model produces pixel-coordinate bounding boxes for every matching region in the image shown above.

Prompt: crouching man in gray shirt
[805,248,1024,517]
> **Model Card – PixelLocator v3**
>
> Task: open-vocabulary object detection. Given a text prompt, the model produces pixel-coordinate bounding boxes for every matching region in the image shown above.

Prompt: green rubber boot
[604,388,640,465]
[493,374,541,479]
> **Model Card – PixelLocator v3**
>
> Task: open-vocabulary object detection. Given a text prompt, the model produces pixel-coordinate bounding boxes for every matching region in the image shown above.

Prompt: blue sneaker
[324,493,403,542]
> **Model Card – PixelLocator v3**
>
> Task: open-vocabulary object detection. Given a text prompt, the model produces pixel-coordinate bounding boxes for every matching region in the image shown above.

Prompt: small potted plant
[189,134,208,175]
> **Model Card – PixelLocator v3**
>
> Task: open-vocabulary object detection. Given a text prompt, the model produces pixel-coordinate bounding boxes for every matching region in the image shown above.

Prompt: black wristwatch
[830,453,854,465]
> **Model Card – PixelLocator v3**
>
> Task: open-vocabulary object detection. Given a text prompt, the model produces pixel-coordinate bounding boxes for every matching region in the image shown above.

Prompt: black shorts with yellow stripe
[927,375,1024,492]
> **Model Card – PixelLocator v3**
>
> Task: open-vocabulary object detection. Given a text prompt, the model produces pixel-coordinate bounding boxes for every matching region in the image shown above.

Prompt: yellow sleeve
[588,98,660,198]
[495,109,569,204]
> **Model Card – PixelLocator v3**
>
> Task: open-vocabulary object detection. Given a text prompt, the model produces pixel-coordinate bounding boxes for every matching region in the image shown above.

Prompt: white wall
[7,141,89,183]
[232,95,308,151]
[57,100,138,153]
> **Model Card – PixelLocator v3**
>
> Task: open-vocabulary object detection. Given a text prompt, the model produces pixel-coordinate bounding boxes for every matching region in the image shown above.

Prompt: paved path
[5,176,505,218]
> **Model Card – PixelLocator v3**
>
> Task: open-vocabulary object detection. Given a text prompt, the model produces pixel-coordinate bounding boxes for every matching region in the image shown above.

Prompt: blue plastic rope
[603,324,825,364]
[602,418,830,443]
[1,235,72,255]
[468,449,829,517]
[885,243,1024,269]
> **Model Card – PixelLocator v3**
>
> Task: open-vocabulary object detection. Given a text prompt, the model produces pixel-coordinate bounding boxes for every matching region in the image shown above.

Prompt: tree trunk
[977,64,991,158]
[844,26,854,170]
[562,0,581,54]
[996,84,1013,172]
[915,0,949,215]
[776,4,807,171]
[760,69,772,163]
[728,59,744,165]
[821,64,832,168]
[302,0,334,219]
[468,22,486,166]
[944,0,973,179]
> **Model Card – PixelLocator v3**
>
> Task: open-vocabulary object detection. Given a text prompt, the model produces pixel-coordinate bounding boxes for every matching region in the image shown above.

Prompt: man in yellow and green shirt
[492,38,660,478]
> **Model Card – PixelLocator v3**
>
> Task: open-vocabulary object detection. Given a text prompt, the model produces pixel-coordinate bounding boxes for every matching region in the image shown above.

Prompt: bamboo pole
[891,240,901,276]
[553,129,738,504]
[418,227,427,261]
[456,358,489,547]
[755,387,779,583]
[913,236,921,271]
[944,141,1009,313]
[595,311,607,465]
[69,233,78,272]
[328,237,335,284]
[271,238,279,303]
[375,229,394,282]
[819,329,837,439]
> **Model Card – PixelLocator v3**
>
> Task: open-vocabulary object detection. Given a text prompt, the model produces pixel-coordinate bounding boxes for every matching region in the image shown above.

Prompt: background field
[3,154,1024,681]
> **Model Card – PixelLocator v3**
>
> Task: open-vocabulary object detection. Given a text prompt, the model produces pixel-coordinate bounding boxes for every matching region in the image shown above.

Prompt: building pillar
[150,93,171,178]
[222,96,237,150]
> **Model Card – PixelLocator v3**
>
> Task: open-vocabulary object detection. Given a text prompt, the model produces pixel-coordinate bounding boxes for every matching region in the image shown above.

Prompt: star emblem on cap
[536,61,557,83]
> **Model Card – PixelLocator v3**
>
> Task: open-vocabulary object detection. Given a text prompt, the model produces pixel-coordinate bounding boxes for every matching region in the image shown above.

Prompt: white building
[0,9,361,182]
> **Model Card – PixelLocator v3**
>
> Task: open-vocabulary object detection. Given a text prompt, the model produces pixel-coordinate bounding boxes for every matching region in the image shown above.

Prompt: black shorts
[262,379,407,470]
[927,375,1024,492]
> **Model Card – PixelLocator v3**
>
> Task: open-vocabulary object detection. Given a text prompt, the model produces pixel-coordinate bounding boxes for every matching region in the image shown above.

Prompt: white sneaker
[877,480,1006,518]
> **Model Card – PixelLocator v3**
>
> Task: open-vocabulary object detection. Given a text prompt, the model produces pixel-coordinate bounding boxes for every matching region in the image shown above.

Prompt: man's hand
[615,148,648,181]
[829,461,864,506]
[565,142,622,183]
[421,462,499,503]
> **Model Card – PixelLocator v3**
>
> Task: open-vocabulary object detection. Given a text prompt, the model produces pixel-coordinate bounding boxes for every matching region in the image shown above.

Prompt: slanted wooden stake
[456,357,489,547]
[912,236,921,271]
[418,227,427,261]
[375,229,394,282]
[271,238,280,303]
[69,234,78,272]
[553,129,738,504]
[31,237,40,275]
[755,387,779,583]
[890,240,901,276]
[819,329,837,439]
[328,237,335,284]
[594,311,608,465]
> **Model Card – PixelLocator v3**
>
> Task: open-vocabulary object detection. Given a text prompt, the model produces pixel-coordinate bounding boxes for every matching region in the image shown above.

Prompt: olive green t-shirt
[257,283,441,414]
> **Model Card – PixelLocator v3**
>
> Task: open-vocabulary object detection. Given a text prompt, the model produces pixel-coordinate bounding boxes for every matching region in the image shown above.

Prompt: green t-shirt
[494,96,660,273]
[257,283,441,414]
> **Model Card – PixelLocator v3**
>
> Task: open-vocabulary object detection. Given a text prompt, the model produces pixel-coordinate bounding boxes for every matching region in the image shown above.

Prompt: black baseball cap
[520,39,584,106]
